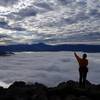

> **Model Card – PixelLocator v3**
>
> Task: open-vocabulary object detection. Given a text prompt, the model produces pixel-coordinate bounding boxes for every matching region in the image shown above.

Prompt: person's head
[82,53,87,59]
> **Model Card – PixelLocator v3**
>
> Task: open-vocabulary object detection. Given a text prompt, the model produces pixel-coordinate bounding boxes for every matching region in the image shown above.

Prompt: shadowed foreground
[0,80,100,100]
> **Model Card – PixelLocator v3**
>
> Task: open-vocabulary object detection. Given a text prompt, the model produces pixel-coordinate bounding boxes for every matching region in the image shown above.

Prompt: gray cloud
[0,20,25,31]
[34,2,53,11]
[0,34,8,38]
[10,26,26,31]
[7,7,39,21]
[6,1,54,21]
[0,34,14,45]
[16,7,37,18]
[88,9,100,18]
[0,0,18,6]
[58,0,75,5]
[41,32,100,43]
[65,32,100,42]
[0,21,8,28]
[62,13,89,24]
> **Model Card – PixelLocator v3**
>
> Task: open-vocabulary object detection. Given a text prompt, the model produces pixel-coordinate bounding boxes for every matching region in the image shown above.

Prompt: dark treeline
[0,43,100,53]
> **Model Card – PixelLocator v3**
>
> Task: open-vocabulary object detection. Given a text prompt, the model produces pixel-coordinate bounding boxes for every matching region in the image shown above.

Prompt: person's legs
[83,73,87,87]
[83,69,88,87]
[79,69,82,86]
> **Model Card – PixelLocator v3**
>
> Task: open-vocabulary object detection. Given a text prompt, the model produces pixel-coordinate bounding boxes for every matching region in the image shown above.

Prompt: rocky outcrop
[0,51,14,56]
[0,80,99,100]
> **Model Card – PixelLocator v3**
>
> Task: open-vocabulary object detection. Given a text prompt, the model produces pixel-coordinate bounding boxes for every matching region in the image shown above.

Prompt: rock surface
[0,80,99,100]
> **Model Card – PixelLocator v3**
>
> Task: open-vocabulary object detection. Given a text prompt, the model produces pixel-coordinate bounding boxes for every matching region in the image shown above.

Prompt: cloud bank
[0,52,100,87]
[0,0,100,44]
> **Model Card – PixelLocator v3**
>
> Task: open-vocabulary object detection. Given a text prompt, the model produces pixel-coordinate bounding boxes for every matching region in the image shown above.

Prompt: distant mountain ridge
[0,43,100,53]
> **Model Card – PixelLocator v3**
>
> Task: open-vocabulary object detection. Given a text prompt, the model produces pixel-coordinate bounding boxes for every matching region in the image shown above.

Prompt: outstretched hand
[74,52,76,55]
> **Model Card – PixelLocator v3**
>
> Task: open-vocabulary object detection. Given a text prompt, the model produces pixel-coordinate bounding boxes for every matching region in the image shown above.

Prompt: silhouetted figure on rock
[74,52,88,87]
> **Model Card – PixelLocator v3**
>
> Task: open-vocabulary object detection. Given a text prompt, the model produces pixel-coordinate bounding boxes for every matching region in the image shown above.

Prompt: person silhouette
[74,52,88,87]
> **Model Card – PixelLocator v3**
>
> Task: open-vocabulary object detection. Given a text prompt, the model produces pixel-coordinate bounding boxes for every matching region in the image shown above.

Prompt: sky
[0,0,100,45]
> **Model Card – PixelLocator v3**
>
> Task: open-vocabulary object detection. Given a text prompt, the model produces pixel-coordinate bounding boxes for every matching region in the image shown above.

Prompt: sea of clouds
[0,0,100,44]
[0,52,100,88]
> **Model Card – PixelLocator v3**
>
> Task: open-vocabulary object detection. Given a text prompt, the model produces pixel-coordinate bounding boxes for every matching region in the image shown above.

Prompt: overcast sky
[0,0,100,45]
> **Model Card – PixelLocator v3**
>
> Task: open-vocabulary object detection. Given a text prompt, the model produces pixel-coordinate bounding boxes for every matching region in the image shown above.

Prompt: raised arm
[74,52,81,62]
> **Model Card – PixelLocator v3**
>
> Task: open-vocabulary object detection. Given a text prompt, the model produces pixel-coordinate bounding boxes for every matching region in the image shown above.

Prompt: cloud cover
[0,0,100,44]
[0,52,100,87]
